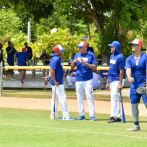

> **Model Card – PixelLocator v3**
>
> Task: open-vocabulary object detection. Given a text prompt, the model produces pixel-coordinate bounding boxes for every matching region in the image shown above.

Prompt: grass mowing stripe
[1,122,147,139]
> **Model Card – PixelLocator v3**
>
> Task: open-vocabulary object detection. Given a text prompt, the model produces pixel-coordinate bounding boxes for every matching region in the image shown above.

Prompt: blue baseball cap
[108,41,121,48]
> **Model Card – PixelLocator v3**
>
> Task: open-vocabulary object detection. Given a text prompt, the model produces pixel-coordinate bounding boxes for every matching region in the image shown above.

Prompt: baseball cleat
[63,116,75,120]
[3,75,7,79]
[108,117,116,123]
[68,85,73,88]
[57,116,62,119]
[90,117,97,121]
[76,116,85,120]
[116,118,121,122]
[11,77,16,80]
[127,125,141,131]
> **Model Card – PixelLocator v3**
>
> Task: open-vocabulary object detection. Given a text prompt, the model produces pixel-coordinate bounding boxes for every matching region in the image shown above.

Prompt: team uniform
[66,70,76,87]
[6,47,15,66]
[50,45,74,120]
[125,39,147,131]
[15,52,29,70]
[26,46,32,60]
[108,41,125,122]
[93,72,102,90]
[74,49,97,120]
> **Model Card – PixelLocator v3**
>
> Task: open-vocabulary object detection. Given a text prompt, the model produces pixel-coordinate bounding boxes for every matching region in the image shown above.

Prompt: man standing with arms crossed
[49,44,75,120]
[71,41,97,121]
[126,39,147,131]
[106,41,125,123]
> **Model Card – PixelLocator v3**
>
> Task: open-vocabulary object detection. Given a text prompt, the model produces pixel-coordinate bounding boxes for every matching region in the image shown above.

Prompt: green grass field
[0,108,147,147]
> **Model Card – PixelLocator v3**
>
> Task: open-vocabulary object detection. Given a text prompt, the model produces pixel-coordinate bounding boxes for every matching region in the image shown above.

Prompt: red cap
[0,42,2,45]
[53,45,65,52]
[22,48,27,51]
[8,41,12,44]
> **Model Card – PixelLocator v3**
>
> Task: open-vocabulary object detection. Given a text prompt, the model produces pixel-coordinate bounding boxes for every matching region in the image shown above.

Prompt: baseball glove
[136,83,147,96]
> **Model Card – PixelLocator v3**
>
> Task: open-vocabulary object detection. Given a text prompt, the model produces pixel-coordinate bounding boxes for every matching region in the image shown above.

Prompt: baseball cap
[8,41,12,44]
[108,41,121,48]
[42,50,46,53]
[0,42,3,45]
[54,45,65,52]
[77,41,88,48]
[24,42,28,45]
[22,48,27,51]
[129,39,143,47]
[103,63,107,66]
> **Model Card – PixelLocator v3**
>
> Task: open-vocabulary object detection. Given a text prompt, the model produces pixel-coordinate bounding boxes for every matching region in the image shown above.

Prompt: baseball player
[106,41,125,123]
[66,70,76,87]
[71,41,97,121]
[6,41,17,80]
[126,39,147,131]
[14,48,29,86]
[93,70,103,90]
[49,45,75,120]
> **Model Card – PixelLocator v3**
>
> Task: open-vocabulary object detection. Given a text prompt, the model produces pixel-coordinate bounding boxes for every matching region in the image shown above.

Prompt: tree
[0,8,21,37]
[51,0,147,63]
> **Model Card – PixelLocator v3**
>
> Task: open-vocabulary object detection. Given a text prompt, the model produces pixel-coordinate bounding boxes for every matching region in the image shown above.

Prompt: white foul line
[0,122,147,139]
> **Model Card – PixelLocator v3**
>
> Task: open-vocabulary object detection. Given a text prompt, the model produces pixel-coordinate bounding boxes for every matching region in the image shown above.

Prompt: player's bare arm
[7,46,14,54]
[71,58,78,69]
[50,68,59,86]
[126,68,134,83]
[118,69,123,92]
[106,78,110,91]
[14,55,18,65]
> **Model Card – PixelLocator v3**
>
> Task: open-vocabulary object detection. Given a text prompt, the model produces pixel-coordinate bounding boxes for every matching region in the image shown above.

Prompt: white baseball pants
[110,79,125,119]
[76,79,95,117]
[66,75,75,86]
[50,84,69,119]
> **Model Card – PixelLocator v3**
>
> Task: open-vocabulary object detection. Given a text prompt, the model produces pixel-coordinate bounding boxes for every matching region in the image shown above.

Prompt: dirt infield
[0,97,147,117]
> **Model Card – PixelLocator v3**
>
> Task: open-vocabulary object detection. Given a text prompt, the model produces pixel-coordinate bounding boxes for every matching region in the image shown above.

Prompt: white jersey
[93,72,102,89]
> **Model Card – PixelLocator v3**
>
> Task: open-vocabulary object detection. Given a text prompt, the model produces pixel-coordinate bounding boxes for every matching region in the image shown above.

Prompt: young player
[71,41,97,121]
[126,39,147,131]
[15,48,29,86]
[49,44,75,120]
[106,41,125,123]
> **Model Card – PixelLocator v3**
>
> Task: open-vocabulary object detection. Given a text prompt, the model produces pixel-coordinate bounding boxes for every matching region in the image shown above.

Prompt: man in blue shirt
[49,44,75,120]
[15,48,29,86]
[24,42,32,61]
[126,39,147,131]
[6,41,17,80]
[71,41,97,121]
[106,41,125,123]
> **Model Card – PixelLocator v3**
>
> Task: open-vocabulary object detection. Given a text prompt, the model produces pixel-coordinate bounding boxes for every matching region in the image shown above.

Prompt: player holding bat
[126,39,147,131]
[50,44,75,120]
[106,41,125,123]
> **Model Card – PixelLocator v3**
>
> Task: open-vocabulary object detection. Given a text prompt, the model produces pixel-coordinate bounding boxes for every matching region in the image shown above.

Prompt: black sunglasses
[131,44,138,47]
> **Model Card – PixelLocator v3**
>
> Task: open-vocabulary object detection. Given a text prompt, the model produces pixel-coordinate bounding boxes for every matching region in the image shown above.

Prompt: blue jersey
[16,52,28,66]
[74,50,97,82]
[126,52,147,86]
[26,46,32,60]
[50,54,64,86]
[6,47,15,65]
[108,46,125,84]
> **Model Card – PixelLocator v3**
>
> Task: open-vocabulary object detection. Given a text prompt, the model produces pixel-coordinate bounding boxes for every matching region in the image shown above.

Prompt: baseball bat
[120,92,126,123]
[52,85,56,120]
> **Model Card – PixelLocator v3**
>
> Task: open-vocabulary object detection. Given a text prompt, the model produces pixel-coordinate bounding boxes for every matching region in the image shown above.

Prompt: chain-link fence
[1,59,131,100]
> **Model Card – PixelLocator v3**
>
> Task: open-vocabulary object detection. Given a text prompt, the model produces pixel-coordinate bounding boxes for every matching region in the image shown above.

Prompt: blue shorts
[18,63,27,72]
[130,84,147,104]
